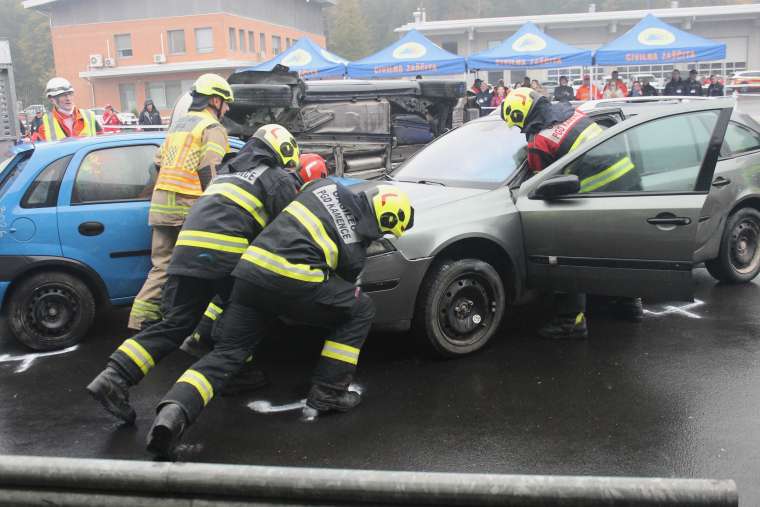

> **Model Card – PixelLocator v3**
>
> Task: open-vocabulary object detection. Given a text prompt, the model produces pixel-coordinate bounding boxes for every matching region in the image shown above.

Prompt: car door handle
[647,216,691,226]
[78,221,104,236]
[712,176,731,187]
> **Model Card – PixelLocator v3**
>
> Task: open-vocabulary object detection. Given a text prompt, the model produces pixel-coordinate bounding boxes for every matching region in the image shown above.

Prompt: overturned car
[221,69,467,179]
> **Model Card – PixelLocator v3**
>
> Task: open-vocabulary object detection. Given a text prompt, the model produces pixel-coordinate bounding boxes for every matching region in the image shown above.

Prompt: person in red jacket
[36,77,102,141]
[101,104,122,134]
[602,70,628,97]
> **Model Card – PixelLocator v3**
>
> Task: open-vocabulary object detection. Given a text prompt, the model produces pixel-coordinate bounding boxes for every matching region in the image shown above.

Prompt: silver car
[359,98,760,356]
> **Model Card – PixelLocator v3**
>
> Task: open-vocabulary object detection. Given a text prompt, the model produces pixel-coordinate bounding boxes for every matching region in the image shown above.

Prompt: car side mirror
[530,174,580,200]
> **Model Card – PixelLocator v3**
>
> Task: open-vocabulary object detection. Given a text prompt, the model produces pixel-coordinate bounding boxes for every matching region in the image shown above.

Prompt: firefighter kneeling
[146,182,414,459]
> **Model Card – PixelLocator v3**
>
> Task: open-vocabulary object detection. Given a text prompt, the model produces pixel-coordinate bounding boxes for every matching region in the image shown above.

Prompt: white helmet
[45,77,74,98]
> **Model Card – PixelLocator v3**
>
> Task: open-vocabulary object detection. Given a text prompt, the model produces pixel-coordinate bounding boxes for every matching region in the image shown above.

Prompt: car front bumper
[361,251,433,332]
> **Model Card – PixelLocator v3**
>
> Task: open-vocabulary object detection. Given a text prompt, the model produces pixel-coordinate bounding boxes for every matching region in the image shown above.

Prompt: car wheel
[416,259,506,357]
[7,271,95,351]
[705,207,760,284]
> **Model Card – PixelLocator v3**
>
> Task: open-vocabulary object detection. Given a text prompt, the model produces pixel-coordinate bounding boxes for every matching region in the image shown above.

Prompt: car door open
[517,105,732,302]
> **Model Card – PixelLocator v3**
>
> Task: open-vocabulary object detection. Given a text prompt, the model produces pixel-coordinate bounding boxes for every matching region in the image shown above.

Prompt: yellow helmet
[192,73,234,103]
[366,184,415,238]
[500,87,540,129]
[253,124,300,169]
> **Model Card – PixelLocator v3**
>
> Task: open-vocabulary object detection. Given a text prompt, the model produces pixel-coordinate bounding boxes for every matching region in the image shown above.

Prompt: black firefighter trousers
[159,275,375,424]
[110,275,233,384]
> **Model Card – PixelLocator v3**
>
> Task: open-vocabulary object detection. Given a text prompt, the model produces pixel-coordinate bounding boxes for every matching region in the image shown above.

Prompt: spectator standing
[706,75,725,96]
[490,85,508,107]
[37,77,101,141]
[664,69,686,96]
[553,75,574,102]
[685,69,703,96]
[139,99,163,129]
[628,81,644,97]
[522,77,532,88]
[575,74,601,101]
[102,104,121,133]
[30,110,43,134]
[603,80,625,99]
[475,81,493,109]
[470,78,483,95]
[530,79,549,97]
[603,70,628,97]
[641,78,658,96]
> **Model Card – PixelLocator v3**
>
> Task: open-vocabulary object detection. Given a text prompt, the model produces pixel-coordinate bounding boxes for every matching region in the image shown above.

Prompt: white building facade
[395,4,760,86]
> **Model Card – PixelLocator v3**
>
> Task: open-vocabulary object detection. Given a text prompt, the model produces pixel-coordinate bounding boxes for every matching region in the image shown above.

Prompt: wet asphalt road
[1,268,759,505]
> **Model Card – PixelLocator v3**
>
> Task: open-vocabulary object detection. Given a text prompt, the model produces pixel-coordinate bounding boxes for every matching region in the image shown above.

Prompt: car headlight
[366,238,397,257]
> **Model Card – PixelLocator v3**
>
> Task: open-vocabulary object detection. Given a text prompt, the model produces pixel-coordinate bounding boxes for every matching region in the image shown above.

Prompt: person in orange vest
[36,77,101,141]
[574,74,602,101]
[127,73,233,330]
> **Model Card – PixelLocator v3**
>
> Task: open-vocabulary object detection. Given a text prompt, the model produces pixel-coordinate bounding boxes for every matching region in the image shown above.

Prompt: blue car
[0,134,244,350]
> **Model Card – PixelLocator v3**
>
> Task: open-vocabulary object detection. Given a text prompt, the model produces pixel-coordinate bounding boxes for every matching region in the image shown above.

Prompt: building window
[248,31,255,53]
[195,27,213,53]
[272,35,281,55]
[229,27,237,51]
[238,29,245,52]
[167,30,185,54]
[115,34,132,58]
[259,33,266,55]
[442,41,458,54]
[145,80,193,110]
[119,83,136,112]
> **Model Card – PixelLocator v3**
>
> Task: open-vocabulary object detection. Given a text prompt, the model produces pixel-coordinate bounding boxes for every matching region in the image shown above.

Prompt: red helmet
[298,153,328,183]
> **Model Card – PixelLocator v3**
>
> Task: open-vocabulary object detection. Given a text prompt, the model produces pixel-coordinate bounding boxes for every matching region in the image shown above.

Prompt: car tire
[415,259,506,357]
[705,207,760,284]
[7,271,96,351]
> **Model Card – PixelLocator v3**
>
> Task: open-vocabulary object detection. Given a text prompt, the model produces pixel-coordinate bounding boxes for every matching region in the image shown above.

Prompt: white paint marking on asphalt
[247,383,364,423]
[0,345,79,373]
[643,299,704,319]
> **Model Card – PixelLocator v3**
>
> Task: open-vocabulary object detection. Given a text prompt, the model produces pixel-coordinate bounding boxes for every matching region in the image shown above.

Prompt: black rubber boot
[146,403,187,461]
[612,297,644,322]
[179,333,213,359]
[537,313,589,340]
[220,364,270,396]
[86,365,136,425]
[306,385,362,413]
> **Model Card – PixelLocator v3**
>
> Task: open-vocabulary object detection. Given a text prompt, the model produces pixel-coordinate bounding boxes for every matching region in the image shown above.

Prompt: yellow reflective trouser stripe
[285,201,338,270]
[569,123,604,152]
[176,230,248,254]
[203,142,227,158]
[203,301,224,321]
[241,246,325,283]
[580,157,636,193]
[205,183,268,229]
[117,339,156,375]
[177,369,214,406]
[150,203,190,215]
[321,340,360,365]
[131,299,161,319]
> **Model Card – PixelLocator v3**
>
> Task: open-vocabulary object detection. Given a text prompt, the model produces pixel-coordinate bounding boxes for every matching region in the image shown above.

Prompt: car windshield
[392,119,526,188]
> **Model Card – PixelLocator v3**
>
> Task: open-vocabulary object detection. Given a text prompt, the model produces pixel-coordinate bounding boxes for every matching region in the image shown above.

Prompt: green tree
[0,0,53,106]
[326,0,373,60]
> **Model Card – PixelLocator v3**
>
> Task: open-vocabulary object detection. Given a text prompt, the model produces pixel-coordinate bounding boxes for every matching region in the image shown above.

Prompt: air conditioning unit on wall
[153,53,167,64]
[104,58,116,68]
[89,54,104,68]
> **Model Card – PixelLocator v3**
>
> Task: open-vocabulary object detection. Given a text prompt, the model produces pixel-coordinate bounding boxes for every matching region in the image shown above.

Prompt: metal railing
[0,455,738,506]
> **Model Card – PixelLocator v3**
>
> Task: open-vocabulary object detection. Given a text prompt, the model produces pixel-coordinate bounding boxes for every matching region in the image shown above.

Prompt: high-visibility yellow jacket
[39,108,97,141]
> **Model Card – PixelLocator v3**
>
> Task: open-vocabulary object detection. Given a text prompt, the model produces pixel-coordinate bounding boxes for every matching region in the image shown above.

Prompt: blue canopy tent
[594,14,725,66]
[238,37,347,79]
[467,22,593,70]
[347,30,466,78]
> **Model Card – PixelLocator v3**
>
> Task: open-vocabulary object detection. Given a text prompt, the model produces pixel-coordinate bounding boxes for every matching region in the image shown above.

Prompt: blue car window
[72,145,158,204]
[21,155,73,208]
[0,153,31,198]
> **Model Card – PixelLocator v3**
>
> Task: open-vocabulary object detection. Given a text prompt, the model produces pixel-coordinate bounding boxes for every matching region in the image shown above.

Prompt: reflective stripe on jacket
[167,164,299,280]
[527,110,603,172]
[41,109,97,141]
[154,110,228,196]
[232,179,381,288]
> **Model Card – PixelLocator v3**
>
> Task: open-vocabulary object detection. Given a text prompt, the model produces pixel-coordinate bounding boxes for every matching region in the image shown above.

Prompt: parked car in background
[726,71,760,95]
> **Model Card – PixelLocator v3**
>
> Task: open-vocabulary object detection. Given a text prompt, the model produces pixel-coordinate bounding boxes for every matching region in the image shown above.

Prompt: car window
[21,155,73,208]
[564,110,720,194]
[721,122,760,157]
[0,153,31,198]
[392,119,526,188]
[72,145,158,204]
